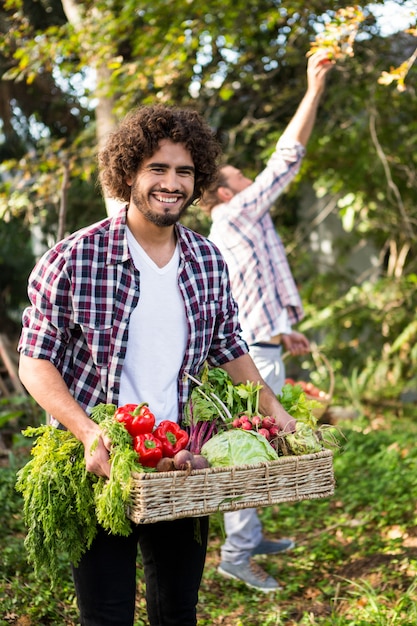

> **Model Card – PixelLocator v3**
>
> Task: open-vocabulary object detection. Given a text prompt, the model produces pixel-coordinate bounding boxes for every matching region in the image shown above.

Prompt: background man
[201,49,334,592]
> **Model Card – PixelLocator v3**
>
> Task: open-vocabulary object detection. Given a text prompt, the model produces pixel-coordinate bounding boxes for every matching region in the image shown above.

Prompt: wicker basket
[127,449,335,524]
[283,345,334,419]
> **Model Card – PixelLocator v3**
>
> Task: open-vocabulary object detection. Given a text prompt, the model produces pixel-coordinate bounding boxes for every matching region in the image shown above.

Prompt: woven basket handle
[282,342,334,399]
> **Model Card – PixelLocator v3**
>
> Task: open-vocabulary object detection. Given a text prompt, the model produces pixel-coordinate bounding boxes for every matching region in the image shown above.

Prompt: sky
[369,0,416,36]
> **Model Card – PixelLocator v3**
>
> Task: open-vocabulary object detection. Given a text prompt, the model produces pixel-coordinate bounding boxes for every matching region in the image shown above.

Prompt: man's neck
[127,217,177,268]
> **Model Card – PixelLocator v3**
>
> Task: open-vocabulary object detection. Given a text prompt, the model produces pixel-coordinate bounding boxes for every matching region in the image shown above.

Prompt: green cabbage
[201,429,278,467]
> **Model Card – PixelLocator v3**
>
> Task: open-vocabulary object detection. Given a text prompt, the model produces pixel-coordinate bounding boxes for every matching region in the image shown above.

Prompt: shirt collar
[105,206,197,266]
[106,205,131,266]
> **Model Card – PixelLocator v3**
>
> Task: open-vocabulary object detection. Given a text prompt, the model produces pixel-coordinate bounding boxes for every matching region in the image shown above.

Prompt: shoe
[217,559,281,593]
[251,538,295,556]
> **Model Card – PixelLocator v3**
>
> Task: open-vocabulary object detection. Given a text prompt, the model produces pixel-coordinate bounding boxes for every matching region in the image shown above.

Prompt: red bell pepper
[133,433,163,468]
[114,402,156,437]
[153,420,189,457]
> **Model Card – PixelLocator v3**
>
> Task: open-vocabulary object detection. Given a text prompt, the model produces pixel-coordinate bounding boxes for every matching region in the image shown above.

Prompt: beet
[191,454,210,470]
[173,449,194,471]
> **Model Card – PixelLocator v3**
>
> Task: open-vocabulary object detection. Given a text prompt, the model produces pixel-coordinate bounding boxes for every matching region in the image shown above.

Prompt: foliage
[298,273,417,404]
[0,394,36,430]
[0,2,416,417]
[308,5,366,59]
[0,213,34,331]
[1,405,417,624]
[378,26,417,91]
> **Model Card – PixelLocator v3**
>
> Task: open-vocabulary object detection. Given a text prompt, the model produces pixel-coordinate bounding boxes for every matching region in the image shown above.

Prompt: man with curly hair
[18,104,297,625]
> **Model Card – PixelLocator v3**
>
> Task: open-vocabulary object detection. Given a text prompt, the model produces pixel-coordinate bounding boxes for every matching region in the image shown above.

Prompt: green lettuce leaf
[201,429,278,467]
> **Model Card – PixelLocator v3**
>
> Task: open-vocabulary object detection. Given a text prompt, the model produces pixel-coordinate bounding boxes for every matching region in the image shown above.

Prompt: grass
[1,406,417,625]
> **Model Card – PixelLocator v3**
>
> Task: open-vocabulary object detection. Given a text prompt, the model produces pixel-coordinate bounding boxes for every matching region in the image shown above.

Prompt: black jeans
[72,516,209,626]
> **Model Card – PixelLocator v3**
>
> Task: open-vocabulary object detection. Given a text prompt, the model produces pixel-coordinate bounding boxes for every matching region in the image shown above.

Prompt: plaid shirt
[208,138,306,345]
[18,207,247,423]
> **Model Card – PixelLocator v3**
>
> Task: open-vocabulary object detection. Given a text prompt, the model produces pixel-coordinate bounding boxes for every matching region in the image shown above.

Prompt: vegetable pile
[183,365,331,464]
[113,403,205,470]
[16,366,334,585]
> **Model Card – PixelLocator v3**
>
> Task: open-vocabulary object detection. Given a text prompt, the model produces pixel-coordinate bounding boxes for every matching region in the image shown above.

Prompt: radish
[258,428,271,440]
[262,416,275,429]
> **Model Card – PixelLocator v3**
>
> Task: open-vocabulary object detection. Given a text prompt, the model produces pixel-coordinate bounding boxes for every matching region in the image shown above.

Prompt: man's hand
[258,385,297,433]
[82,427,112,478]
[273,410,297,434]
[281,331,310,356]
[307,49,335,95]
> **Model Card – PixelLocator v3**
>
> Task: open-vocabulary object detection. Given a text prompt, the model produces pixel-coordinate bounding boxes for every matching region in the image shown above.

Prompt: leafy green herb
[183,364,265,426]
[277,383,322,429]
[183,365,261,453]
[15,426,98,582]
[234,380,263,417]
[15,404,144,586]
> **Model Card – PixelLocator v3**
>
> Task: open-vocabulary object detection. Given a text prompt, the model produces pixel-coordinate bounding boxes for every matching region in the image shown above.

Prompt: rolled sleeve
[19,307,67,365]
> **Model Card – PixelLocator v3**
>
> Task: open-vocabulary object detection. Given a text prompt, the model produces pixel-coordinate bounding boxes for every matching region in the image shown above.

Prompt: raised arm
[280,49,335,148]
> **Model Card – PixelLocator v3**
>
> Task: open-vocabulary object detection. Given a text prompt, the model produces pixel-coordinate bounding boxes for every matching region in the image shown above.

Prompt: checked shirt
[209,138,306,346]
[18,207,247,424]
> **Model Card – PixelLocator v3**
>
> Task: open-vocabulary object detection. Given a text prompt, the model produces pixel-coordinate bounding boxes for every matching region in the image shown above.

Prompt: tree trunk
[60,0,121,216]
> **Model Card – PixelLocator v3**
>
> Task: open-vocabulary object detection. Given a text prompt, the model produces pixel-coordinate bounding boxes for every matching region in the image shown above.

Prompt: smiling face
[128,139,196,227]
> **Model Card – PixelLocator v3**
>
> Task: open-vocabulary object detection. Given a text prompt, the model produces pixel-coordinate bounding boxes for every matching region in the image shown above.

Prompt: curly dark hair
[98,104,222,203]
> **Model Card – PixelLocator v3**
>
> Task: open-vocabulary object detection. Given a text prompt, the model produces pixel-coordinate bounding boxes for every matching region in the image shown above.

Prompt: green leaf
[15,405,143,586]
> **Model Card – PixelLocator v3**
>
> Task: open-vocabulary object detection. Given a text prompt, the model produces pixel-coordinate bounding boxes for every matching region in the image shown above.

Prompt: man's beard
[131,184,192,227]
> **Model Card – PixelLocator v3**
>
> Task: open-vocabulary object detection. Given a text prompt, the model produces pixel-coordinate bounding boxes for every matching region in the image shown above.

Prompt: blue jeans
[72,516,209,626]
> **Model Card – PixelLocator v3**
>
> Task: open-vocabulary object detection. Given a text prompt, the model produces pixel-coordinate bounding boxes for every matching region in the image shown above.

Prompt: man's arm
[221,353,296,433]
[19,354,112,477]
[281,49,335,148]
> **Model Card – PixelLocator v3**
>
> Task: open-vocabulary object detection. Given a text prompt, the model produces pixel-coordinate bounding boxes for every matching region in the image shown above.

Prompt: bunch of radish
[230,414,280,441]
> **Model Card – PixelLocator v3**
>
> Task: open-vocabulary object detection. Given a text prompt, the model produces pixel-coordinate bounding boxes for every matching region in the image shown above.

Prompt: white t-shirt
[119,229,188,424]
